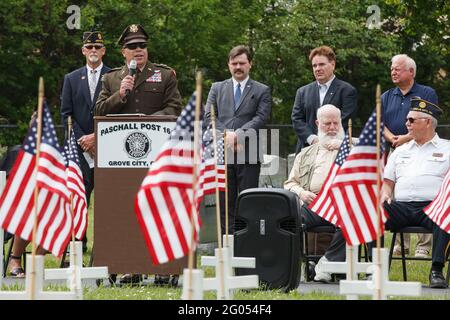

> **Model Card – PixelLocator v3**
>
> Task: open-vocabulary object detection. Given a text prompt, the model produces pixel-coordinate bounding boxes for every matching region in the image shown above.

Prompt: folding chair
[388,226,450,285]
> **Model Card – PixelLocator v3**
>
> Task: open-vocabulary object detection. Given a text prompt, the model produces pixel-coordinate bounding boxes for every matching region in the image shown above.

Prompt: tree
[0,0,447,155]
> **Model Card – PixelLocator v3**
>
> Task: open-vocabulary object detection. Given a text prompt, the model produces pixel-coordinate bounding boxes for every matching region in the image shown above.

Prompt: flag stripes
[308,134,351,226]
[424,169,450,234]
[63,132,89,240]
[331,112,387,246]
[0,104,72,257]
[134,93,201,265]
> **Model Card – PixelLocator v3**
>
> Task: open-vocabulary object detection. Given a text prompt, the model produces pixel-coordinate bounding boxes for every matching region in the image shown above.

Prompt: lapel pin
[81,76,86,80]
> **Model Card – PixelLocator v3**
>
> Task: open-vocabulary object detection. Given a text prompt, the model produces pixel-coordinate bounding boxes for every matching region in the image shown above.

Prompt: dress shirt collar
[317,75,335,89]
[86,62,103,74]
[232,76,249,91]
[407,133,441,149]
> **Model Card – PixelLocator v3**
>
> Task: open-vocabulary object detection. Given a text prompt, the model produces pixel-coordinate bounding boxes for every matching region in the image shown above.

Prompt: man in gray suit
[205,45,272,234]
[291,46,357,153]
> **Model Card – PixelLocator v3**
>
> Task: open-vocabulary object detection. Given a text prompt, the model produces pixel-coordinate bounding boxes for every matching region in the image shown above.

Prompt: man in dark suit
[205,45,272,234]
[60,31,110,249]
[291,46,357,153]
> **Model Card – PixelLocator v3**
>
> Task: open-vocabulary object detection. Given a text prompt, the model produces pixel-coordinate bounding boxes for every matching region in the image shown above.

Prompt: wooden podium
[93,115,190,274]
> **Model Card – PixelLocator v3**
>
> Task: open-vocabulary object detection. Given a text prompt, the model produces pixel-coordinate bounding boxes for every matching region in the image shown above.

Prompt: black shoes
[119,273,143,284]
[118,273,179,286]
[429,270,448,289]
[170,274,179,287]
[154,274,179,287]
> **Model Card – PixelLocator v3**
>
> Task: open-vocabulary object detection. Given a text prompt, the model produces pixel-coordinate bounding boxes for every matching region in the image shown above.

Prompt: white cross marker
[339,248,422,300]
[203,247,259,300]
[319,245,374,300]
[320,245,373,279]
[0,255,77,300]
[181,268,204,300]
[201,235,256,272]
[45,241,108,297]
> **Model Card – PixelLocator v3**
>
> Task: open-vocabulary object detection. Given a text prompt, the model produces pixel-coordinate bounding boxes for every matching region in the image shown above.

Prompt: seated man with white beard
[284,104,347,282]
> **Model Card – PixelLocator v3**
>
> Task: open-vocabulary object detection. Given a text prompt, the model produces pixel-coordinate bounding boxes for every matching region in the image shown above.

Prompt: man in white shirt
[381,97,450,288]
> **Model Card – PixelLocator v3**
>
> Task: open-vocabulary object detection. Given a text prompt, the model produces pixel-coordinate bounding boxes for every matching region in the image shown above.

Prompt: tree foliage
[0,0,448,150]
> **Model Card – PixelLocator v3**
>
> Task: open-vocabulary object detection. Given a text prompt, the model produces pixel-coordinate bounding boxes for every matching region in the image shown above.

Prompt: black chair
[301,224,336,281]
[388,226,450,284]
[2,235,26,277]
[301,224,372,282]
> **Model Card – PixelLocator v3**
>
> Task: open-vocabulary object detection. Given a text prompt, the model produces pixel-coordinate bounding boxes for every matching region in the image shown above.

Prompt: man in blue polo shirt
[382,54,438,258]
[382,54,438,148]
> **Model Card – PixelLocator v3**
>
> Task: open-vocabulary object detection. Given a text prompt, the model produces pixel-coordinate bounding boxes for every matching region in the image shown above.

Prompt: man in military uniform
[95,24,182,116]
[95,24,182,286]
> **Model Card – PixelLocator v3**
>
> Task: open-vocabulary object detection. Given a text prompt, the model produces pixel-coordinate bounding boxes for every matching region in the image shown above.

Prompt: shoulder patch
[106,67,122,74]
[154,63,171,70]
[154,63,177,77]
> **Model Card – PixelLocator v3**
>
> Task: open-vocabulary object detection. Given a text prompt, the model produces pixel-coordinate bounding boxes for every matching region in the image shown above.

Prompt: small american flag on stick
[134,93,202,265]
[330,111,388,246]
[424,169,450,234]
[308,134,351,226]
[62,131,88,240]
[0,103,72,257]
[197,125,226,198]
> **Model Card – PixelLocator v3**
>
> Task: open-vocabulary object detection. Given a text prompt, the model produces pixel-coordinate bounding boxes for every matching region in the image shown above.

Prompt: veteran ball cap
[118,24,149,46]
[410,96,443,119]
[83,31,104,45]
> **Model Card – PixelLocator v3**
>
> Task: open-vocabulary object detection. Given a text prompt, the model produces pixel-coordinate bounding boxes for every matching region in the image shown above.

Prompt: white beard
[318,127,345,146]
[88,55,99,63]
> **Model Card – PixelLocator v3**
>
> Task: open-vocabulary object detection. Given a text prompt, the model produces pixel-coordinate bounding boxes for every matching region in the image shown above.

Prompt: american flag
[134,93,202,265]
[330,111,388,245]
[308,134,351,226]
[62,131,88,240]
[197,125,226,198]
[424,169,450,234]
[0,103,72,257]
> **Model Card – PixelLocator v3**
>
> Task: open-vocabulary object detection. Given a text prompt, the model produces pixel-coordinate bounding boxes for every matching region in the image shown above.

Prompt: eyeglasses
[406,117,429,124]
[125,42,147,50]
[84,44,104,50]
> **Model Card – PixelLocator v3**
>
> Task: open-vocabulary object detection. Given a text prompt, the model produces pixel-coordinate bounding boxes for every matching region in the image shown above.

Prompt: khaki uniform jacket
[94,62,182,116]
[284,139,356,199]
[284,143,322,198]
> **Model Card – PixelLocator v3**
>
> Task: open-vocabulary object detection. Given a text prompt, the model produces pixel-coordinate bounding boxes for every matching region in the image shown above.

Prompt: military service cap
[117,24,149,46]
[83,31,104,45]
[410,96,443,119]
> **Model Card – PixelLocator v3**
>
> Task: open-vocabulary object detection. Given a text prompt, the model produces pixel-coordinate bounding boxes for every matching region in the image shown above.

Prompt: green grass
[3,193,449,300]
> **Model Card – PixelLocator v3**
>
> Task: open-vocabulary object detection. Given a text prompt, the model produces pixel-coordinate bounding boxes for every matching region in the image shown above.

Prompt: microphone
[125,59,137,97]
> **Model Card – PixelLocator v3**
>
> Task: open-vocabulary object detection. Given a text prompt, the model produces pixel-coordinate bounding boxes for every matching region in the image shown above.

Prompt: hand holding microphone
[120,59,137,99]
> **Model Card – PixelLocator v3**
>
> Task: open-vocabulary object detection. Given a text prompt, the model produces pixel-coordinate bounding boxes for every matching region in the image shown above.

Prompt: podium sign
[97,121,175,168]
[94,115,190,274]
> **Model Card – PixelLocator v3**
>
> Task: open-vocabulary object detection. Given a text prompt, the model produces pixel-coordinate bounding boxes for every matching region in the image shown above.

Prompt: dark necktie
[234,83,241,110]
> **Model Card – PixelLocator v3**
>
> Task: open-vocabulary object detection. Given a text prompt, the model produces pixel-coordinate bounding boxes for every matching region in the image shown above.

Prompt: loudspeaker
[234,188,302,292]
